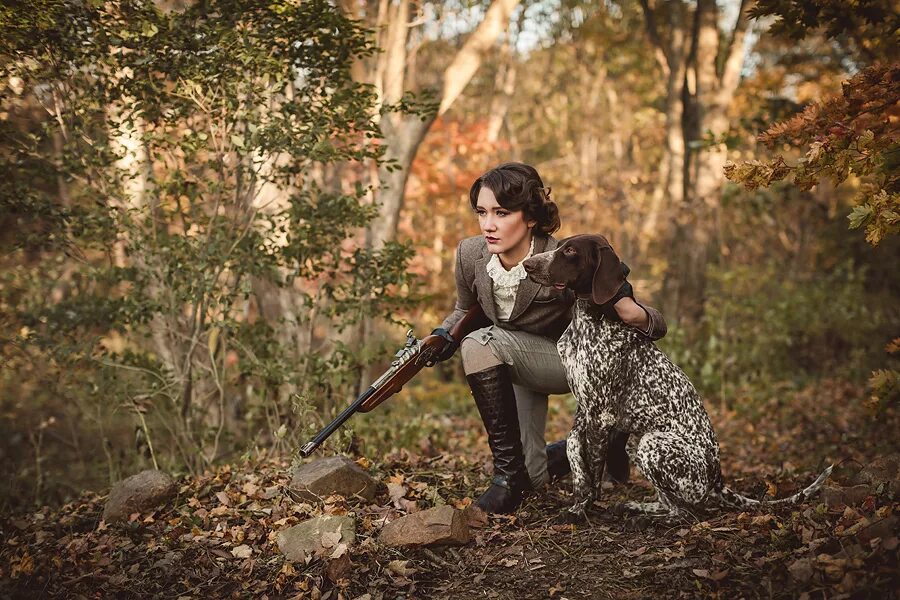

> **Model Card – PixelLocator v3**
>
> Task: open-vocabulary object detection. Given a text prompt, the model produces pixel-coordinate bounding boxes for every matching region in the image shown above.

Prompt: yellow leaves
[750,514,777,529]
[806,140,826,164]
[855,190,900,246]
[866,368,899,411]
[230,525,246,544]
[452,497,472,510]
[857,129,875,149]
[723,157,792,190]
[816,553,864,581]
[10,552,34,578]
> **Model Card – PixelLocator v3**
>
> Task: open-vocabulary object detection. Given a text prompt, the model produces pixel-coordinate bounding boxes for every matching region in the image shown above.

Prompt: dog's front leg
[565,410,611,521]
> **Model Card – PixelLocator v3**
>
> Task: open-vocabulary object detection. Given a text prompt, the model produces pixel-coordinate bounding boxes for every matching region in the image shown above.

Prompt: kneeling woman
[431,162,667,514]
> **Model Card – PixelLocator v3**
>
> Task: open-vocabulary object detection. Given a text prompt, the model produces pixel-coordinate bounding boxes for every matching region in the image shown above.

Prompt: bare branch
[719,0,752,100]
[638,0,672,78]
[437,0,521,116]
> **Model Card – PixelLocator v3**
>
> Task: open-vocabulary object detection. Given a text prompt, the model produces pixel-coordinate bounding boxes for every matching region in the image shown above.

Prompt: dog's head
[523,234,625,305]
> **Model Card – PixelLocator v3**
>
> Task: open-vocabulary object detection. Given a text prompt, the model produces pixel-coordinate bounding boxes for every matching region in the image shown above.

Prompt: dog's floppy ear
[591,236,625,305]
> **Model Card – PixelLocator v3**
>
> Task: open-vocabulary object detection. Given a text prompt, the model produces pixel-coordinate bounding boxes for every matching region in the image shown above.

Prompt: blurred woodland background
[1,0,898,513]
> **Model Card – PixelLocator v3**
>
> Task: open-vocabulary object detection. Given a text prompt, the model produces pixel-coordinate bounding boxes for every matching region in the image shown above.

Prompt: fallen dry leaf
[386,559,417,577]
[329,542,349,559]
[387,482,407,508]
[320,531,342,549]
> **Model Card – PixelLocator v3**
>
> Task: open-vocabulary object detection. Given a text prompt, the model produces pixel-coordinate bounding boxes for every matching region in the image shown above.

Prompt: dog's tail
[716,464,834,509]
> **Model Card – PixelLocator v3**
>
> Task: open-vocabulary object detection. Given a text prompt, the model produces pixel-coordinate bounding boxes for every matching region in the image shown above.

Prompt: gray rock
[277,515,356,563]
[821,483,872,507]
[858,453,899,483]
[379,505,470,547]
[102,469,177,523]
[290,456,377,503]
[858,453,900,495]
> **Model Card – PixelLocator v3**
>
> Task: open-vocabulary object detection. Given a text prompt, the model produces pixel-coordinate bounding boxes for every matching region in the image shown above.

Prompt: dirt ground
[2,381,898,599]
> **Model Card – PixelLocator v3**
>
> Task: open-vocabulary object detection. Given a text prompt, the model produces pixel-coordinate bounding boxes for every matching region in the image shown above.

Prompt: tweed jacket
[440,234,575,341]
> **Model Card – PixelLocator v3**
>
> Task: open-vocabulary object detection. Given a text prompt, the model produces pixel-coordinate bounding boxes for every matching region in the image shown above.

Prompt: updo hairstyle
[468,162,560,236]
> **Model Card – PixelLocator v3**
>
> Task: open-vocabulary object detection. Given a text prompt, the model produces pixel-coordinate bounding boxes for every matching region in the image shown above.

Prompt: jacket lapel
[474,244,498,324]
[508,235,554,321]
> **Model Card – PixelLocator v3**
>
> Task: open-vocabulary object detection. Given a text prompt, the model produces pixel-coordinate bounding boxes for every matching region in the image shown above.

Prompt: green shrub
[659,261,891,405]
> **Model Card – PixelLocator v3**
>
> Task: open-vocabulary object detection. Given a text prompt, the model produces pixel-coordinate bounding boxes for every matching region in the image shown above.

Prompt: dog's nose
[522,260,534,273]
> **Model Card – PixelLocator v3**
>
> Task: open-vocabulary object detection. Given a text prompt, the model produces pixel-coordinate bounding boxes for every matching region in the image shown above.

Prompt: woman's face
[475,186,535,258]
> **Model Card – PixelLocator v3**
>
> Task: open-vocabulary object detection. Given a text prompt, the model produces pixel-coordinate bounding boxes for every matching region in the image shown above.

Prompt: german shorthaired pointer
[523,234,832,521]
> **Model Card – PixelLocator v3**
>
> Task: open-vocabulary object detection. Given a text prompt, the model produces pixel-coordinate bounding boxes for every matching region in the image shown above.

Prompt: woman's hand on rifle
[425,327,459,364]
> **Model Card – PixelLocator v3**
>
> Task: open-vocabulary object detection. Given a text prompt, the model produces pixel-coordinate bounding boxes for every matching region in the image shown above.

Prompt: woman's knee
[460,336,503,375]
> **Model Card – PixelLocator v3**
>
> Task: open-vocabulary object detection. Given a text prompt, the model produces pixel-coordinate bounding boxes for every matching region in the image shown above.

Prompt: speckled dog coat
[524,236,832,519]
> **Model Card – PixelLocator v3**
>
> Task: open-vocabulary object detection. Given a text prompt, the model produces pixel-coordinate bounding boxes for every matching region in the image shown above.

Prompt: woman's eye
[497,211,508,217]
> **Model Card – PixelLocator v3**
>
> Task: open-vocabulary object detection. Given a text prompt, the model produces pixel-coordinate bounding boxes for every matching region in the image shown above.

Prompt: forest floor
[2,379,898,599]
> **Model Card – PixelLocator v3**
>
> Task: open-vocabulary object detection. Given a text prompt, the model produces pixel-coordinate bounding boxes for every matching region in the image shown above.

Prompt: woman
[431,162,667,514]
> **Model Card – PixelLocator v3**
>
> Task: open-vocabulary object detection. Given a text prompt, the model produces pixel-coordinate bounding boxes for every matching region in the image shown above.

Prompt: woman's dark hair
[468,162,560,235]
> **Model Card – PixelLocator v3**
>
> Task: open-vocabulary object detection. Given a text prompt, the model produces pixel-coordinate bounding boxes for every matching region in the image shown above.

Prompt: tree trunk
[642,0,751,322]
[486,40,517,143]
[356,0,522,250]
[638,0,689,253]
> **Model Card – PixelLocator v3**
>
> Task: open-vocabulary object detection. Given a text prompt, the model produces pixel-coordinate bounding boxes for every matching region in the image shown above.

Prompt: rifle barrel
[299,385,377,457]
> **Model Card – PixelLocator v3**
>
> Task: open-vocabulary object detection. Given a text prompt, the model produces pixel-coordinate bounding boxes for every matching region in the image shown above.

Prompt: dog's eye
[563,246,577,256]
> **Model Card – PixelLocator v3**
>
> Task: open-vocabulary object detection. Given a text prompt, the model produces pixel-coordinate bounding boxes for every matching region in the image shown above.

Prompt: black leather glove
[428,327,459,363]
[600,262,634,319]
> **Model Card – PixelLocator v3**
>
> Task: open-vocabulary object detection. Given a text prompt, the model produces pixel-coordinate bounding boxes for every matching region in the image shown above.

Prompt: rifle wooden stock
[358,303,489,412]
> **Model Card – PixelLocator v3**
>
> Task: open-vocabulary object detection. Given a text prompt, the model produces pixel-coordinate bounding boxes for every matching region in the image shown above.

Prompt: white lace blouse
[485,237,536,321]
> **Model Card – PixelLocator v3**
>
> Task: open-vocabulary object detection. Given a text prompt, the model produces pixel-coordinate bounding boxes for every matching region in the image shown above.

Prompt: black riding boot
[467,365,532,514]
[545,429,631,484]
[605,429,630,484]
[546,440,569,481]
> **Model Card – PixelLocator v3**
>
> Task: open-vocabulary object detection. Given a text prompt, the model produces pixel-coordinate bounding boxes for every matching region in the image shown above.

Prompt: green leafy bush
[0,0,420,510]
[659,261,891,405]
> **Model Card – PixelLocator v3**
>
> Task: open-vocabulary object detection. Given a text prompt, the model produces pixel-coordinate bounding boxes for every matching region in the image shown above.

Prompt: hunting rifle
[298,303,490,457]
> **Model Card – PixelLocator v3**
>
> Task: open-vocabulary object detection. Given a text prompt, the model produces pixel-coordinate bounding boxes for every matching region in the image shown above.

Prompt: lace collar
[485,237,535,288]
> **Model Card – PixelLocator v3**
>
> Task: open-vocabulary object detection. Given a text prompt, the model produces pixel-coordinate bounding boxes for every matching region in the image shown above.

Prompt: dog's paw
[554,509,587,525]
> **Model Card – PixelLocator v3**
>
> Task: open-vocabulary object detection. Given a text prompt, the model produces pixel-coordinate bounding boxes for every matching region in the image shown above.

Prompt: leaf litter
[1,380,897,599]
